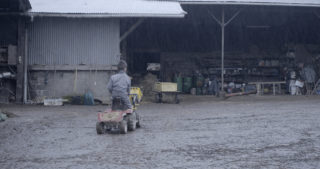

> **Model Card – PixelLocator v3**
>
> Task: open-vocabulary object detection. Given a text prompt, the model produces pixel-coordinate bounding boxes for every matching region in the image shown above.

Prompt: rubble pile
[138,73,158,99]
[0,109,18,122]
[0,109,8,122]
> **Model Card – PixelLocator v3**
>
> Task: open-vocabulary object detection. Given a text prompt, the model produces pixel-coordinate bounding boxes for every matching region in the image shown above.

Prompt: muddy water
[0,96,320,169]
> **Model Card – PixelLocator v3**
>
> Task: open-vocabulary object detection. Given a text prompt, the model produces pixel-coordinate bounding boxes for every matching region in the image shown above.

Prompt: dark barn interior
[123,5,320,96]
[0,14,18,101]
[0,0,30,103]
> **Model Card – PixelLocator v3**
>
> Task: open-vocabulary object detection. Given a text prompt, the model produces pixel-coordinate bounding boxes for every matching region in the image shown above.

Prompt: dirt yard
[1,95,320,169]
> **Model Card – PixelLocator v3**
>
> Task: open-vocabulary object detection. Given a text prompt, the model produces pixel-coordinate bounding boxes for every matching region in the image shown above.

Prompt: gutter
[180,1,320,7]
[26,12,186,18]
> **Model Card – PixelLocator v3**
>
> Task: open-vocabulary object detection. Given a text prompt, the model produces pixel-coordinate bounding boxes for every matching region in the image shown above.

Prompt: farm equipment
[153,82,180,104]
[129,87,143,103]
[96,87,142,134]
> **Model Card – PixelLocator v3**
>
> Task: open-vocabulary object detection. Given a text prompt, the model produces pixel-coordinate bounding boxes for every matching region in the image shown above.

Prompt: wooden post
[120,19,144,42]
[16,17,26,103]
[314,12,320,19]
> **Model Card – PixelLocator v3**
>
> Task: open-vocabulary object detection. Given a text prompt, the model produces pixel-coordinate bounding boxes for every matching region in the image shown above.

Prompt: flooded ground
[1,95,320,169]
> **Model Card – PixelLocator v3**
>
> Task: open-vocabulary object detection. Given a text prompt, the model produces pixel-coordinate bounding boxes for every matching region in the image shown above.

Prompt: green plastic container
[174,76,183,92]
[183,77,192,93]
[196,88,202,95]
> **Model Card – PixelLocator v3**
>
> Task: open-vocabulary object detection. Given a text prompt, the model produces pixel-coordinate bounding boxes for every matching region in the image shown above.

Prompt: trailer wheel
[119,120,128,134]
[175,94,180,104]
[155,94,160,103]
[96,122,105,135]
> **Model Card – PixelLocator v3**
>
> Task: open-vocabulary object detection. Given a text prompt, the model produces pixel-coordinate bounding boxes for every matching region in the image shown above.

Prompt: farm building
[0,0,185,103]
[1,0,320,104]
[126,0,320,98]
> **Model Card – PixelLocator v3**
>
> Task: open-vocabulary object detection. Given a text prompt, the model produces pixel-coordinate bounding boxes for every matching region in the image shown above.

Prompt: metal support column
[221,8,225,95]
[23,27,28,104]
[208,7,242,97]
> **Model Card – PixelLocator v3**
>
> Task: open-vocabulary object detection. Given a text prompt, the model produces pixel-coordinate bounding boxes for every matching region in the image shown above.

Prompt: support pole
[16,18,25,103]
[314,12,320,19]
[120,18,144,42]
[23,27,28,104]
[221,8,225,95]
[207,7,242,97]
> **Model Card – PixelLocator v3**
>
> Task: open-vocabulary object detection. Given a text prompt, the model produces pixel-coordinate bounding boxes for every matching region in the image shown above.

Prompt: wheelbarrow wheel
[119,120,128,134]
[96,122,105,135]
[155,93,162,103]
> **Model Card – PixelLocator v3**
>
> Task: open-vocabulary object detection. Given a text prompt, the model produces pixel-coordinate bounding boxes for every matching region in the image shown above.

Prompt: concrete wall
[29,70,115,104]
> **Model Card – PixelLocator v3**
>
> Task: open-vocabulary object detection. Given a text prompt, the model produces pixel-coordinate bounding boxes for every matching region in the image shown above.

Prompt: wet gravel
[0,95,320,169]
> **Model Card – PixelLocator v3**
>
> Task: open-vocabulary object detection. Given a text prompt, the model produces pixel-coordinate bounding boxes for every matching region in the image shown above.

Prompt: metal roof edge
[180,1,320,7]
[27,12,186,18]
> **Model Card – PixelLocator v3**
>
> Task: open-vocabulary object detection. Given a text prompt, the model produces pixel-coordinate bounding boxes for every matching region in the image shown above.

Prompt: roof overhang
[27,0,186,18]
[0,0,31,12]
[27,13,186,18]
[21,0,32,11]
[179,0,320,7]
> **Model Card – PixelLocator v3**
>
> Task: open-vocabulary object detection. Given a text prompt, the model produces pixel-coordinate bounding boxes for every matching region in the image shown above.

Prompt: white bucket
[190,88,196,95]
[295,80,304,88]
[290,86,297,95]
[290,80,296,95]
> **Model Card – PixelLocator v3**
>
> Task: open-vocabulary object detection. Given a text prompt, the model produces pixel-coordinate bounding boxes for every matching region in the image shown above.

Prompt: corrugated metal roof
[28,0,186,18]
[179,0,320,7]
